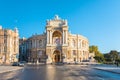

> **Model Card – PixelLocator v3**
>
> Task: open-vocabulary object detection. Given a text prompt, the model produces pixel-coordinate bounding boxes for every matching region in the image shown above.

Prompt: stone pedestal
[46,57,52,64]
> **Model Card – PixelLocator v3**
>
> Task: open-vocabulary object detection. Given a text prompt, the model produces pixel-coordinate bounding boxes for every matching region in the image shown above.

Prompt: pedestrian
[116,62,119,67]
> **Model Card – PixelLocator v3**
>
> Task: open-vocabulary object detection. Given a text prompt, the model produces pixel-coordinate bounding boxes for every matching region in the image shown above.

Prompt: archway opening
[52,31,62,45]
[53,50,61,63]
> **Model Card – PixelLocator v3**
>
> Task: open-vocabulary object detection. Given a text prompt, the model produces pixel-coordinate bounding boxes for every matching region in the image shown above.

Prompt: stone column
[77,37,79,62]
[34,40,36,48]
[60,53,62,62]
[35,39,37,48]
[81,40,83,48]
[51,31,52,44]
[34,40,35,48]
[65,30,68,44]
[32,40,33,48]
[50,31,52,44]
[63,30,64,44]
[33,40,35,48]
[37,40,39,48]
[32,40,33,49]
[49,31,50,44]
[64,30,66,44]
[79,40,80,48]
[47,30,49,44]
[49,30,50,44]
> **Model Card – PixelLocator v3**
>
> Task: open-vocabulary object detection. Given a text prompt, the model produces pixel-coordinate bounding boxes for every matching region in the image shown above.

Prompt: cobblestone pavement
[0,64,120,80]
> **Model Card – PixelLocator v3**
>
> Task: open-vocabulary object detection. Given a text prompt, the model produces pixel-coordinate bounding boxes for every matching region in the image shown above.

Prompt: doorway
[53,50,60,63]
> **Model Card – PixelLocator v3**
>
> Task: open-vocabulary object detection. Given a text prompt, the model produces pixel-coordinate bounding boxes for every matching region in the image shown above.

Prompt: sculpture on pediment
[64,20,68,25]
[46,19,50,25]
[54,15,60,20]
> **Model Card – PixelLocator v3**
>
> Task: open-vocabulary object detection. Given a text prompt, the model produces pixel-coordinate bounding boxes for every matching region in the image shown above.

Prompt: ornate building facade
[20,15,89,63]
[0,26,19,64]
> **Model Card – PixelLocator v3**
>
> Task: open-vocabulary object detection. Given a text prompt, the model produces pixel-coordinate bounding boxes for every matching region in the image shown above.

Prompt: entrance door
[55,54,60,62]
[53,50,60,63]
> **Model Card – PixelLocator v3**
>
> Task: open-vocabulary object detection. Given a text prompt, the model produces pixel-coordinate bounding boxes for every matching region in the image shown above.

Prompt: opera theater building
[19,15,89,64]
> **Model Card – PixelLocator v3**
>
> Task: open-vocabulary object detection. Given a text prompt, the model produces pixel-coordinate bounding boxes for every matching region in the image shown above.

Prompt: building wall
[66,34,89,63]
[0,27,19,64]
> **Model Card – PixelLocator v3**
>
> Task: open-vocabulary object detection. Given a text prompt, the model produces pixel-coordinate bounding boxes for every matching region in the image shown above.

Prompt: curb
[0,67,23,74]
[93,68,120,74]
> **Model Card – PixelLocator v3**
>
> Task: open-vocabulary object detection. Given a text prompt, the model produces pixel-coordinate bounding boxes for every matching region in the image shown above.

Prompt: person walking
[116,62,119,67]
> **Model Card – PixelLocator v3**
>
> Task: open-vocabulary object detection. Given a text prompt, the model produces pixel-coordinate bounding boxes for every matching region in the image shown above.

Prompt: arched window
[38,50,42,57]
[39,40,42,47]
[68,51,71,59]
[73,50,76,55]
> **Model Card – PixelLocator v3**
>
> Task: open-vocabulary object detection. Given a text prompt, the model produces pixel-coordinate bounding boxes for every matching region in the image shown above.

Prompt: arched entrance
[52,31,62,45]
[53,50,61,63]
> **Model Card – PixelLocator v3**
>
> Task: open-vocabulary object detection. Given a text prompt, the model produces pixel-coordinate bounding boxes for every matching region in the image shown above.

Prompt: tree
[89,46,98,55]
[104,50,120,64]
[104,53,111,62]
[89,45,104,63]
[109,50,119,62]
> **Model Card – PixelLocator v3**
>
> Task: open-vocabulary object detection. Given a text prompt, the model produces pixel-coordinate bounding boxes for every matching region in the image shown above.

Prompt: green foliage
[115,59,120,63]
[104,50,120,64]
[105,58,112,62]
[109,50,119,61]
[94,56,104,63]
[89,45,104,63]
[104,54,111,62]
[89,46,120,64]
[89,46,98,55]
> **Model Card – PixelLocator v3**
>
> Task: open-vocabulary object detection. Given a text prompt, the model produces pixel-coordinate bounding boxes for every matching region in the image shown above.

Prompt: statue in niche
[54,37,60,45]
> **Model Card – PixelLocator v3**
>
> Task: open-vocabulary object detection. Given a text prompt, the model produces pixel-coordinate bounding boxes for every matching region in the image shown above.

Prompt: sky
[0,0,120,53]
